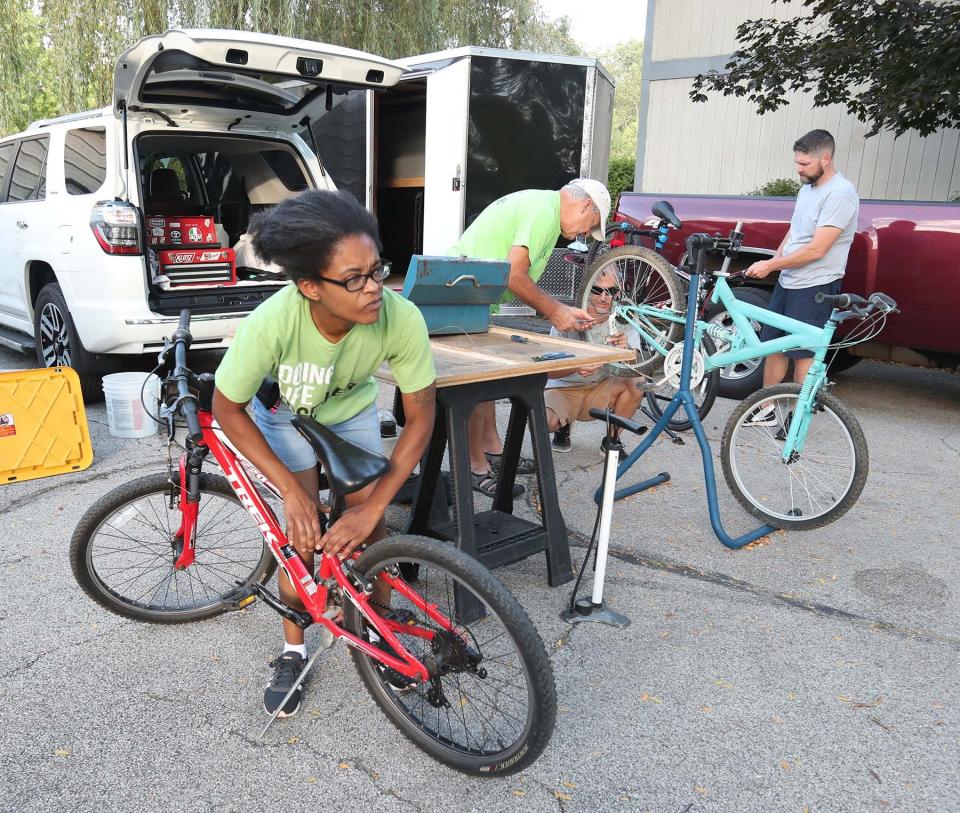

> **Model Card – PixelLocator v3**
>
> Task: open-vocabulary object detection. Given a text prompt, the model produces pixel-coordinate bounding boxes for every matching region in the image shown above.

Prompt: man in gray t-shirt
[745,129,860,388]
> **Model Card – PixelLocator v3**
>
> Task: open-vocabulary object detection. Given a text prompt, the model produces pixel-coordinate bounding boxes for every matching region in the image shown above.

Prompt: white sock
[283,641,307,658]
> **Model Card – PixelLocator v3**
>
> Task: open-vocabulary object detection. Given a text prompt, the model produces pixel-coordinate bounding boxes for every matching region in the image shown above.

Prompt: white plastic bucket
[102,372,161,439]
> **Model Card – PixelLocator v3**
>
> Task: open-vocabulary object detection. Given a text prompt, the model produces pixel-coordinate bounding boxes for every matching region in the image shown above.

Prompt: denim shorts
[760,279,841,359]
[251,399,383,473]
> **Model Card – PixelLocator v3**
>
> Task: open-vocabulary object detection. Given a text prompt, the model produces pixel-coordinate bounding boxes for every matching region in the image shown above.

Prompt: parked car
[0,29,405,401]
[614,192,960,397]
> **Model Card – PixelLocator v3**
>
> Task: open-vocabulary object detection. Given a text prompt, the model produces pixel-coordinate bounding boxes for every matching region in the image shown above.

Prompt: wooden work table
[377,326,635,388]
[379,326,634,609]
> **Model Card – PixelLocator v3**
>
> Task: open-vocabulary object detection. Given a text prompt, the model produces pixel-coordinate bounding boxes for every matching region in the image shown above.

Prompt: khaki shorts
[544,381,618,427]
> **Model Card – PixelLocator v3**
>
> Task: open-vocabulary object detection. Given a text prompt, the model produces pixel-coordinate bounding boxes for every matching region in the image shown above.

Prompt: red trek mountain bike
[70,310,556,775]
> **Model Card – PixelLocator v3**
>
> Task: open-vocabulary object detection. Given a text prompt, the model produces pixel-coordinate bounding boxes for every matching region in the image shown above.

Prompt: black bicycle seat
[291,416,388,495]
[651,200,681,228]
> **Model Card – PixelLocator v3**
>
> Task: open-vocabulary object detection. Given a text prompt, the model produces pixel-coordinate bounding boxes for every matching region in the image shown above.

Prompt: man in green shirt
[448,179,611,496]
[214,191,436,719]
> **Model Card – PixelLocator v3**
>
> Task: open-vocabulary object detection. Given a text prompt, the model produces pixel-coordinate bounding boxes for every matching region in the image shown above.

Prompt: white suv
[0,29,403,400]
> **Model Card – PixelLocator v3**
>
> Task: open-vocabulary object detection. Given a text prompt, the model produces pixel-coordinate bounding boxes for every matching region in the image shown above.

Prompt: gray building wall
[635,0,960,201]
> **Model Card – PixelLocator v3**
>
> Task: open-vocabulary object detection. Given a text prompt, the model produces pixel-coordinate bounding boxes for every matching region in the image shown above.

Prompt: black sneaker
[263,652,306,718]
[552,424,572,452]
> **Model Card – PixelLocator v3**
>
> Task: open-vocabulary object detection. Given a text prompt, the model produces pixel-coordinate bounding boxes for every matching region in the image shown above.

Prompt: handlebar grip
[181,398,203,443]
[814,292,853,307]
[178,309,191,332]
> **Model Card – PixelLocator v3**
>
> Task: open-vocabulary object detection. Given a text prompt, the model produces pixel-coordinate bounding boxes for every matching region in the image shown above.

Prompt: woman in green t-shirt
[213,190,436,718]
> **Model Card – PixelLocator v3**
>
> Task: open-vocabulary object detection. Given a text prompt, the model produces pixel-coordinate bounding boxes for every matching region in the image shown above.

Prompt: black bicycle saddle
[291,415,388,495]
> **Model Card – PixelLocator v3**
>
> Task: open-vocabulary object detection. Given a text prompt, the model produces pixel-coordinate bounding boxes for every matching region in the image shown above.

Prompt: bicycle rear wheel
[721,384,869,530]
[574,246,683,375]
[70,473,276,623]
[343,535,556,775]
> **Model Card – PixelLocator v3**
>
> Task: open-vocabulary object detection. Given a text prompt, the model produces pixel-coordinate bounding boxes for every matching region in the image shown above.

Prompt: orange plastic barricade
[0,367,93,485]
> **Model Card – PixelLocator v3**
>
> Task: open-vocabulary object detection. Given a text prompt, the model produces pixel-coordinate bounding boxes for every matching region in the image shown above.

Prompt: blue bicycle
[599,228,897,533]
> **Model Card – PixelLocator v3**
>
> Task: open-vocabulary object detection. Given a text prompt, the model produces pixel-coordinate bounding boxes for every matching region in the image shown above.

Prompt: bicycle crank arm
[259,609,338,739]
[250,583,313,629]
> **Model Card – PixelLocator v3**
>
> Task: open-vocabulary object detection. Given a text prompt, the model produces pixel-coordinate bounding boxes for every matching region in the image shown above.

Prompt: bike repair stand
[561,432,631,628]
[599,234,776,550]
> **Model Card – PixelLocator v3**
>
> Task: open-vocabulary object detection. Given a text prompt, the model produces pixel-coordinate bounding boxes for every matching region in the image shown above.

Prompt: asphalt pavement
[1,344,957,813]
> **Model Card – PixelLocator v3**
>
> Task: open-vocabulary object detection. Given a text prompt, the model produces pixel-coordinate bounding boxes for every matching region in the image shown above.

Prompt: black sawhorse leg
[405,374,574,599]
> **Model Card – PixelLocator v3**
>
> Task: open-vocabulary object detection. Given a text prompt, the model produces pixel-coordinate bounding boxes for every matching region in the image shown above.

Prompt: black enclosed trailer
[311,46,615,308]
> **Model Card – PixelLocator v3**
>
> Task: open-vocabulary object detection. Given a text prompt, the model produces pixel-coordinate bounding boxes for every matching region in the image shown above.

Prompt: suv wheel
[33,283,108,403]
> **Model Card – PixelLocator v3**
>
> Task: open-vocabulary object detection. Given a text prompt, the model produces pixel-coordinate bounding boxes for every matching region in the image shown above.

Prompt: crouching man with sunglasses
[545,270,652,459]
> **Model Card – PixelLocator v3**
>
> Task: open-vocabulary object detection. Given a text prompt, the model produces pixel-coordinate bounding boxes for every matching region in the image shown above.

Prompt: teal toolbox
[401,256,511,335]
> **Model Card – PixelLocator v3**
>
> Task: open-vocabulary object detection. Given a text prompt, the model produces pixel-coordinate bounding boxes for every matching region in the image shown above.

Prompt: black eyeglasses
[590,285,621,298]
[316,264,390,293]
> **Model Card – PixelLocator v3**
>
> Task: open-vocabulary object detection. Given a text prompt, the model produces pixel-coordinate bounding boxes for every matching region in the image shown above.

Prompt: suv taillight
[90,200,142,255]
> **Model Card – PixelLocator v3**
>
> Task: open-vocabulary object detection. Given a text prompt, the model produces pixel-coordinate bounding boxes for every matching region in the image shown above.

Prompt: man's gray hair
[562,182,600,213]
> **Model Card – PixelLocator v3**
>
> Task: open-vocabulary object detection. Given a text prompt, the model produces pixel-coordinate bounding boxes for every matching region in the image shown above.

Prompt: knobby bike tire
[70,473,276,623]
[574,246,684,376]
[343,535,557,775]
[720,383,869,530]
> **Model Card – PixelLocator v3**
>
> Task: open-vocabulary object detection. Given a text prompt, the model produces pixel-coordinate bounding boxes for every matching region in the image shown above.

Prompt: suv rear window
[8,137,49,202]
[0,142,15,200]
[260,150,308,191]
[64,127,107,195]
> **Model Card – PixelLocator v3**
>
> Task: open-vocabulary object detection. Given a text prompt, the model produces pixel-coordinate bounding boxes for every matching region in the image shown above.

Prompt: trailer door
[422,58,470,254]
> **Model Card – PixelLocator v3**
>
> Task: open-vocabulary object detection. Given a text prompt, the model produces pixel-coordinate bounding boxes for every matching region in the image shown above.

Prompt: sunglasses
[590,285,621,298]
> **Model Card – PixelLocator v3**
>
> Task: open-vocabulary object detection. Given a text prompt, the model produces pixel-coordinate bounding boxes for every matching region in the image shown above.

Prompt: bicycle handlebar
[815,291,900,318]
[171,308,202,442]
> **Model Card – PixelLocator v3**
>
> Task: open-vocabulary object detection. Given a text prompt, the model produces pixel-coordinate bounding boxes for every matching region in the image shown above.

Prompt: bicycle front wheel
[574,246,683,375]
[721,384,869,530]
[343,535,556,775]
[70,473,276,623]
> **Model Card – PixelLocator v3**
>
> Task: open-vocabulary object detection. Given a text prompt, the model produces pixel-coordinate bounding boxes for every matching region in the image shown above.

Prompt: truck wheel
[33,283,107,403]
[704,286,771,400]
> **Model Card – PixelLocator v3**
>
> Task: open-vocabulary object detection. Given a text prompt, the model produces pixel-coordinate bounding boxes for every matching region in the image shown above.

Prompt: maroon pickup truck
[615,192,960,395]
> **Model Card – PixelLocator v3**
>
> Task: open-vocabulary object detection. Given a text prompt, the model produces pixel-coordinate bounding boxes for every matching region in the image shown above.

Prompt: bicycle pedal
[224,586,258,611]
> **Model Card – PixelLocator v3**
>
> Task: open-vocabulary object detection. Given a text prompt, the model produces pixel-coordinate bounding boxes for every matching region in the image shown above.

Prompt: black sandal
[484,452,536,475]
[471,469,524,498]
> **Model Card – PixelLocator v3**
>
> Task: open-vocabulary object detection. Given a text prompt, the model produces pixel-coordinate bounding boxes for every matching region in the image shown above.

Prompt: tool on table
[510,334,539,344]
[531,351,575,362]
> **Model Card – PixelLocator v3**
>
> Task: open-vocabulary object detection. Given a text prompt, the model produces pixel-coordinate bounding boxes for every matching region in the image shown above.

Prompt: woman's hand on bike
[321,503,381,559]
[550,304,595,332]
[745,259,776,279]
[282,484,323,559]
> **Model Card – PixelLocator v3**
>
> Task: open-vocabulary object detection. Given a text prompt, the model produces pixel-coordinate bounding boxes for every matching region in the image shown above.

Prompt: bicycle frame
[171,409,461,684]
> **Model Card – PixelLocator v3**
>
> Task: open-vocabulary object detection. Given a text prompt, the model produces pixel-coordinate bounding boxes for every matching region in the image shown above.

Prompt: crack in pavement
[0,620,135,680]
[563,533,960,651]
[0,461,161,514]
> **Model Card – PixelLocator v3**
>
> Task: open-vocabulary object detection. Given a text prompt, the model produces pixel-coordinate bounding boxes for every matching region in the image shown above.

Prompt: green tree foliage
[748,178,801,197]
[0,2,62,134]
[606,156,635,209]
[0,0,579,136]
[595,39,642,162]
[690,0,960,138]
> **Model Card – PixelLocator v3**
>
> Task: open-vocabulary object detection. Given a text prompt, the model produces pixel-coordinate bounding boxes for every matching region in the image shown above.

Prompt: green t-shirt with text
[448,189,561,306]
[215,285,435,425]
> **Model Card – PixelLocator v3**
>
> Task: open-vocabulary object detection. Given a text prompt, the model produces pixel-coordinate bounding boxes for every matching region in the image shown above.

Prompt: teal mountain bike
[594,228,897,540]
